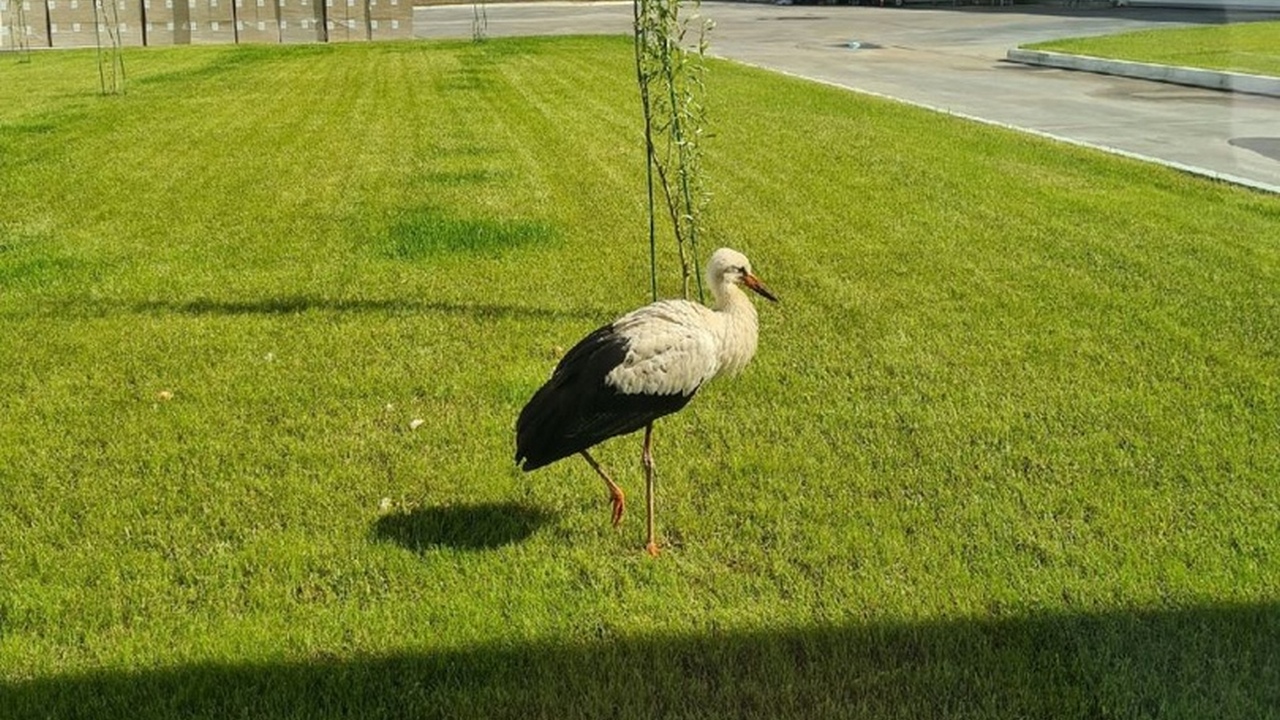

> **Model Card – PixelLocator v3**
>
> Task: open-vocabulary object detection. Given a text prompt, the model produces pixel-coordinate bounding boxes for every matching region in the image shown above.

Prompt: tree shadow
[124,296,606,322]
[1,602,1275,719]
[8,296,610,322]
[371,502,554,551]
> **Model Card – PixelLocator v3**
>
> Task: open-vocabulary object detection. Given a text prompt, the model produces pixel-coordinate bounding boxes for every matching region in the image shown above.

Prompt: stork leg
[642,423,659,557]
[580,450,625,527]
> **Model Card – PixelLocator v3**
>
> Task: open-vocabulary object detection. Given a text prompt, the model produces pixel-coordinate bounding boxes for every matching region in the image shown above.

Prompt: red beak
[743,272,778,303]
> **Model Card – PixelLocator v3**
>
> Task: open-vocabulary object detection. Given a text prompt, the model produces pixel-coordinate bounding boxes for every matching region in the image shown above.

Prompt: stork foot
[581,450,626,528]
[645,540,660,557]
[609,488,626,527]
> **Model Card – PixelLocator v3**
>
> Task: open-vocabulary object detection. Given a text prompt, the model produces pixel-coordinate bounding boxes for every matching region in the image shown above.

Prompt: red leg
[581,450,625,527]
[642,423,659,556]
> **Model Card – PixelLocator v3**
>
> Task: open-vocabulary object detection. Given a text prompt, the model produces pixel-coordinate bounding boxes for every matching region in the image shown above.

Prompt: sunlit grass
[1,36,1277,718]
[1026,19,1280,77]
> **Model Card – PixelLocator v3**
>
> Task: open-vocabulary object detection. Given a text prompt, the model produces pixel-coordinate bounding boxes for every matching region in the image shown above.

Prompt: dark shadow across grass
[2,296,612,324]
[2,603,1275,719]
[128,296,603,321]
[371,502,553,551]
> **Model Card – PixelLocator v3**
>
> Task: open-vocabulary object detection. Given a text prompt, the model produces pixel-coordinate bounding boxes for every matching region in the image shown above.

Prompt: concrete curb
[1005,48,1280,99]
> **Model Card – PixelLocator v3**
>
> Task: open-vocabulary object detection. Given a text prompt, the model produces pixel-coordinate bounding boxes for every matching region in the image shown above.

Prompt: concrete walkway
[416,2,1280,193]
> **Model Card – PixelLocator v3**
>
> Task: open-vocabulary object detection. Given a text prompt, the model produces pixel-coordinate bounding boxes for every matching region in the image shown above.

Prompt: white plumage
[605,301,720,396]
[515,247,777,555]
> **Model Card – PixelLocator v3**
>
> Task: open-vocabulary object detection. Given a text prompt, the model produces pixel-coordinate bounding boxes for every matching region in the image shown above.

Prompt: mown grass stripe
[0,35,1276,718]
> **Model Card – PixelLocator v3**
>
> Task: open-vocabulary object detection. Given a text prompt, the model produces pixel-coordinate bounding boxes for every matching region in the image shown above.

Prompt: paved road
[416,2,1280,192]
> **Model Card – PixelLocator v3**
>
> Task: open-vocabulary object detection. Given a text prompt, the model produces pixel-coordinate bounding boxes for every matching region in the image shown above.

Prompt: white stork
[515,248,777,555]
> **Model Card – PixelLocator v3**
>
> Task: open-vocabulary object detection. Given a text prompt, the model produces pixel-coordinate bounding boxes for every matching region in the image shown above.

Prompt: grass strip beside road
[1027,20,1280,77]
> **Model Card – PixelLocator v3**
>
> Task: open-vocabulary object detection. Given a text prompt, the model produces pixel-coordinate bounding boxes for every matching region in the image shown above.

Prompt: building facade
[0,0,410,48]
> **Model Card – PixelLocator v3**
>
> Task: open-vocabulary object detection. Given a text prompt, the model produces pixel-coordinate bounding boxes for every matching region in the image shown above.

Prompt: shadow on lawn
[129,296,605,322]
[371,502,553,551]
[2,602,1276,719]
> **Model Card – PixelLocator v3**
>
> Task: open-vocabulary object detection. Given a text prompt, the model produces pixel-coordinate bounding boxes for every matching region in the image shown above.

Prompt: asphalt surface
[416,2,1280,193]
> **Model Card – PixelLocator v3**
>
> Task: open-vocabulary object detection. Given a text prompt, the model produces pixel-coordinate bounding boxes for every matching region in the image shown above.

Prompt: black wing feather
[515,324,696,471]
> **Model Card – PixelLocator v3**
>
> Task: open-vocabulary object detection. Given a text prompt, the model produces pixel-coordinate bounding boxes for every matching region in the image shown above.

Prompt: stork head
[707,248,778,303]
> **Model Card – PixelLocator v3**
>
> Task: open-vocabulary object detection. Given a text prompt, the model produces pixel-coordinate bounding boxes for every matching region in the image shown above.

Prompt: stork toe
[609,490,625,527]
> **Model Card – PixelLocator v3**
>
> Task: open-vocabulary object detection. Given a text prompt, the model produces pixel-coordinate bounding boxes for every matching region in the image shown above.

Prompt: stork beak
[742,272,779,303]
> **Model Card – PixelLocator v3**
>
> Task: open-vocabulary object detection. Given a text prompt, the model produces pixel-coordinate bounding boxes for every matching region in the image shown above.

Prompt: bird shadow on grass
[1,602,1276,719]
[371,502,554,552]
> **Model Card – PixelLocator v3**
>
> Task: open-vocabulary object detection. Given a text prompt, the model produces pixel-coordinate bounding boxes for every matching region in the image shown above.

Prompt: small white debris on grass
[156,390,174,402]
[409,418,425,430]
[378,497,393,513]
[264,352,275,362]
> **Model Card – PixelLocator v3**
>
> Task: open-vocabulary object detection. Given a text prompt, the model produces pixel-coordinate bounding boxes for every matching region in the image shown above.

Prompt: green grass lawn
[1,37,1278,718]
[1027,19,1280,77]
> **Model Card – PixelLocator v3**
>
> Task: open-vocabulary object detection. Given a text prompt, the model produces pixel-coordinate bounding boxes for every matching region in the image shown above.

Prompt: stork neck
[712,281,754,316]
[710,279,734,310]
[709,282,760,376]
